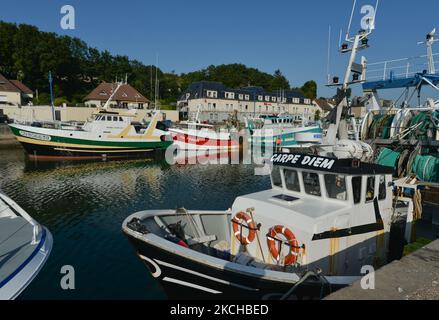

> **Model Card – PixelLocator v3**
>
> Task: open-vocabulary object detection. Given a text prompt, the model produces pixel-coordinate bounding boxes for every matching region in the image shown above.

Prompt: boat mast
[324,0,378,145]
[103,82,123,110]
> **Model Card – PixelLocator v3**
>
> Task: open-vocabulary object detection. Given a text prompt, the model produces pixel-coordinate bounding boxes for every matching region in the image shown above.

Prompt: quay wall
[0,105,179,123]
[325,239,439,300]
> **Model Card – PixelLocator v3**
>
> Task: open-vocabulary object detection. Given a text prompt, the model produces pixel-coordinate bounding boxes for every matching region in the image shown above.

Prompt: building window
[207,90,218,98]
[245,95,250,100]
[245,105,248,110]
[213,103,216,109]
[271,97,276,102]
[293,98,300,104]
[138,103,143,109]
[258,95,263,101]
[239,94,243,100]
[265,96,270,102]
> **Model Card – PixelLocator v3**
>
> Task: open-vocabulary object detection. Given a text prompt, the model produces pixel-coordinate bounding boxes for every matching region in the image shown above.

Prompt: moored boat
[0,192,52,300]
[123,152,401,300]
[169,122,239,151]
[8,108,173,160]
[245,114,323,148]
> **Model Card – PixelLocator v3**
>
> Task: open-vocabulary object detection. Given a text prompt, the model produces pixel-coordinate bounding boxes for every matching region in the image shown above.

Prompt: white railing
[366,53,439,81]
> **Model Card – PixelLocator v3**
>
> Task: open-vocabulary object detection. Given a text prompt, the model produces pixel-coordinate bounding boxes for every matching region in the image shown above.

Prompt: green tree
[301,80,317,100]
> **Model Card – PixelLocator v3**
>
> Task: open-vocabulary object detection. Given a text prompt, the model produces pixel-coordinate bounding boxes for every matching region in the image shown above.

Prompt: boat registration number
[19,130,52,141]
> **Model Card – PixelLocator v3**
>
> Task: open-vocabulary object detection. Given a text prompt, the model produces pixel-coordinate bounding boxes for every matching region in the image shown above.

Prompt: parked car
[0,114,12,124]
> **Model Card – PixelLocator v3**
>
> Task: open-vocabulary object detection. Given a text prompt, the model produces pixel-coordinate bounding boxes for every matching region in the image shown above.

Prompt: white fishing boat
[8,83,173,160]
[0,192,52,300]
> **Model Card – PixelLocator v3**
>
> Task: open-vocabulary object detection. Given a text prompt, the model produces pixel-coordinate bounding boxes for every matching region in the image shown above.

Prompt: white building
[0,73,33,107]
[177,81,319,123]
[84,82,149,109]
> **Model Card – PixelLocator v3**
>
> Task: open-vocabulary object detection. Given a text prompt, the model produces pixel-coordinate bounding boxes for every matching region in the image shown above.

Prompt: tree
[301,80,317,100]
[314,109,321,121]
[269,70,290,91]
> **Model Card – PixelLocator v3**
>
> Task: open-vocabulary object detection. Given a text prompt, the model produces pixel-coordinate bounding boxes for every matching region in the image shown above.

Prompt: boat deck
[0,201,39,289]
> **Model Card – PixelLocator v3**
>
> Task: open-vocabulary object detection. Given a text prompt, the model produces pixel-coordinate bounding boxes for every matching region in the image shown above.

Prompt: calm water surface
[0,149,270,299]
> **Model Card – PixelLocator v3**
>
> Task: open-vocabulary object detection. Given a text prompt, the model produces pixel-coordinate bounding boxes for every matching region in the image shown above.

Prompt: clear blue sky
[1,0,439,100]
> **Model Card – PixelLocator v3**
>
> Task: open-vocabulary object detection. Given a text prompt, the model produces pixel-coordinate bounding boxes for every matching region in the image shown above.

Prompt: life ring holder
[266,225,304,266]
[231,211,260,246]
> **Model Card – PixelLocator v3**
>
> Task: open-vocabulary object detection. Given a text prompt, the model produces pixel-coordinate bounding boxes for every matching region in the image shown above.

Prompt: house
[0,73,34,106]
[84,82,149,109]
[177,81,318,123]
[313,99,335,117]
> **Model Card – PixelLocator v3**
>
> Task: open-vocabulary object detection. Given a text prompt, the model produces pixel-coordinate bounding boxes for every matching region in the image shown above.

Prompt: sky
[1,0,439,101]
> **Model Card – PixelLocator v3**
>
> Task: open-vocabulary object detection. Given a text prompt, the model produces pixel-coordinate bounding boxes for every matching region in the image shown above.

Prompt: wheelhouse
[270,160,393,207]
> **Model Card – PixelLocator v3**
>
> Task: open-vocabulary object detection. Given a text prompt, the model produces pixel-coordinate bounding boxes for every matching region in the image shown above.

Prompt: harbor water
[0,148,270,299]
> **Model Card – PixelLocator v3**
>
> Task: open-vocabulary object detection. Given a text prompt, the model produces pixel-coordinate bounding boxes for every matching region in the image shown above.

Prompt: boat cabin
[230,153,394,276]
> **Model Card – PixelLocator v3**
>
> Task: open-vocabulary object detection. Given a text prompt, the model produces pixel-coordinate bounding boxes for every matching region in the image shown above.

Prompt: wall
[0,91,21,105]
[0,105,179,123]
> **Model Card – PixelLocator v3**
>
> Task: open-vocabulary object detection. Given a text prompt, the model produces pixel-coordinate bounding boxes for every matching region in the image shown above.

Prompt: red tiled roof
[84,82,149,103]
[0,74,20,93]
[10,80,33,94]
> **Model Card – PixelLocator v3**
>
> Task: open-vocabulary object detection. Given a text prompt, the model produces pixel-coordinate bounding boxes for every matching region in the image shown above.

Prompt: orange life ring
[267,225,300,265]
[232,212,256,245]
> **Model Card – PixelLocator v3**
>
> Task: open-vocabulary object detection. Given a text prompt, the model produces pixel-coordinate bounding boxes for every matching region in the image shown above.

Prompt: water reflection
[0,148,270,299]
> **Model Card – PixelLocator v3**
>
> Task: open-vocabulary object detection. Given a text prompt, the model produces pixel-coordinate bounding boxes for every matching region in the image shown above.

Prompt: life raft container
[232,211,257,245]
[267,225,300,265]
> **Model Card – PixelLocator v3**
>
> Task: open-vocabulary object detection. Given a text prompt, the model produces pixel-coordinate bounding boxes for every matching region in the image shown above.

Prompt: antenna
[345,0,357,41]
[338,29,343,48]
[327,25,332,84]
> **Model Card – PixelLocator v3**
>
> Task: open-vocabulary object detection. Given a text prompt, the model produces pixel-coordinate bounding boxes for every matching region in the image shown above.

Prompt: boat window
[303,172,321,197]
[378,176,386,200]
[271,167,283,188]
[100,116,105,121]
[119,117,124,121]
[366,176,375,202]
[352,176,362,204]
[325,174,348,201]
[106,116,112,121]
[113,116,118,121]
[284,170,300,192]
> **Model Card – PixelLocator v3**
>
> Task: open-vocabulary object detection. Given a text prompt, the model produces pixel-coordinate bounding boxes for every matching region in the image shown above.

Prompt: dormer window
[99,91,108,96]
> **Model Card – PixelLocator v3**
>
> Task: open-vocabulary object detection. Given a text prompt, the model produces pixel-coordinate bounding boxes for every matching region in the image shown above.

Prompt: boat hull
[9,124,172,160]
[124,234,343,300]
[250,127,322,148]
[169,129,239,151]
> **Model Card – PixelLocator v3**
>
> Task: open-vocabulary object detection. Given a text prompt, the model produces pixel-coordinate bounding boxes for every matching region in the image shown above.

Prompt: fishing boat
[245,114,323,148]
[123,152,402,299]
[8,83,173,160]
[0,192,52,300]
[169,107,239,151]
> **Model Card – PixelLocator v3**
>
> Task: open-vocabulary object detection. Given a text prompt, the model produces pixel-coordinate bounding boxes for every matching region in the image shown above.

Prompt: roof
[10,80,33,94]
[179,81,307,103]
[270,153,394,175]
[314,99,334,112]
[0,74,20,93]
[84,82,149,103]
